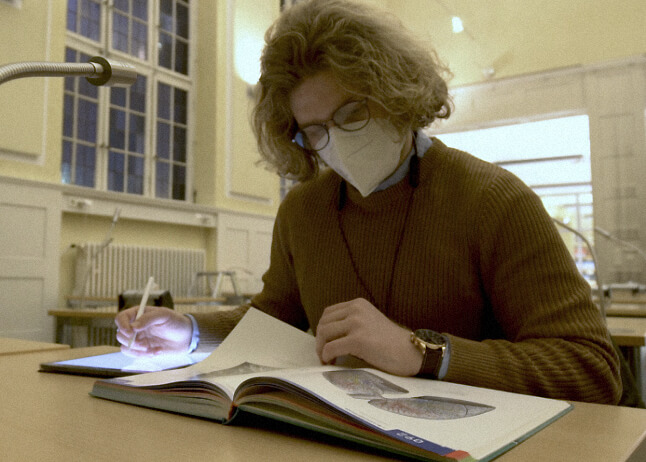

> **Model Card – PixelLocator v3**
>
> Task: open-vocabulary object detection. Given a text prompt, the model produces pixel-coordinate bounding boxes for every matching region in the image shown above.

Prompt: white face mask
[318,118,407,197]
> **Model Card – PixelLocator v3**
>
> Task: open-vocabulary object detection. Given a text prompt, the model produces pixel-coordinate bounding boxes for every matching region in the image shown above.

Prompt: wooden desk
[607,317,646,348]
[0,337,69,356]
[607,303,646,318]
[607,316,646,399]
[2,347,646,462]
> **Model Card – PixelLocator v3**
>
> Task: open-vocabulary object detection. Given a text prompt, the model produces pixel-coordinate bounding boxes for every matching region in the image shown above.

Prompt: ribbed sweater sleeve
[443,168,621,403]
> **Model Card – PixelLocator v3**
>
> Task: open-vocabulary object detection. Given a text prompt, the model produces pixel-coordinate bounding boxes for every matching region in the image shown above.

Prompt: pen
[128,276,155,350]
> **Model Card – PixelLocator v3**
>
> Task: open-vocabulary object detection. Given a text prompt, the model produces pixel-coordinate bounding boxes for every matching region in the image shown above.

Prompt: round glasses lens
[334,100,370,131]
[301,126,329,151]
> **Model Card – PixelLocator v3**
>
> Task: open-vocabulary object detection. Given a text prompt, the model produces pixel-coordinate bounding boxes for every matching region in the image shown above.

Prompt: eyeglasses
[292,99,370,151]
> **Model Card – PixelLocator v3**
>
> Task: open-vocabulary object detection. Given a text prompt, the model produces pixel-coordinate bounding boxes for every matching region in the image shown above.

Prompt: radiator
[73,242,206,300]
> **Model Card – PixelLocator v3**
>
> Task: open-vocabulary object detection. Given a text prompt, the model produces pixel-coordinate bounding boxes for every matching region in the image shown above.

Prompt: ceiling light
[452,16,464,34]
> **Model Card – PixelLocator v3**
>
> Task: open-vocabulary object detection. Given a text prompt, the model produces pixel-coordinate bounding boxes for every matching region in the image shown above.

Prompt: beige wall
[0,0,66,183]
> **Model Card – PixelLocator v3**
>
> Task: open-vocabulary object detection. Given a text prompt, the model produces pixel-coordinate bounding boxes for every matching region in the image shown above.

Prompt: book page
[240,367,572,461]
[104,308,321,398]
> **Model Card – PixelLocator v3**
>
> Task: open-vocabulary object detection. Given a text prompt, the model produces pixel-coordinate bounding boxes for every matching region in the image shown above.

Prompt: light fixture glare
[452,16,464,34]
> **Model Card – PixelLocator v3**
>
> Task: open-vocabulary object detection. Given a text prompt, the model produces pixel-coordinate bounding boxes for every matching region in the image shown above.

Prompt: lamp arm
[0,56,137,87]
[595,227,646,265]
[552,218,606,318]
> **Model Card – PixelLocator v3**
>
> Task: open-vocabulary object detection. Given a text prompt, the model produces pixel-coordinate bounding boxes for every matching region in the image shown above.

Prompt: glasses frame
[292,99,371,151]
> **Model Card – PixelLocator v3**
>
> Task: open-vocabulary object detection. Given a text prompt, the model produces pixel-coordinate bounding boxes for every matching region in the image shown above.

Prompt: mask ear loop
[409,136,420,188]
[337,180,348,211]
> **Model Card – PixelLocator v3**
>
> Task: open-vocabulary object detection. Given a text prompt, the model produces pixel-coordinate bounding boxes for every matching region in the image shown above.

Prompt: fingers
[316,298,369,364]
[114,306,139,333]
[115,306,192,356]
[130,309,170,331]
[115,306,167,355]
[315,298,422,376]
[315,317,348,361]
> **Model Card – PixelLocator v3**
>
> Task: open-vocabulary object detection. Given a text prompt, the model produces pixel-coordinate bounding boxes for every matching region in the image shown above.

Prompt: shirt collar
[373,130,432,192]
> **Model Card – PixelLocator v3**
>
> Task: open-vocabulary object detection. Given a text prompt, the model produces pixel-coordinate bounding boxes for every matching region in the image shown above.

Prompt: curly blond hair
[252,0,452,181]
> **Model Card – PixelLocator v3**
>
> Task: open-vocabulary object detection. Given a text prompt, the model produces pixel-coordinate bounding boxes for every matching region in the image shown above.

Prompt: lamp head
[86,56,138,87]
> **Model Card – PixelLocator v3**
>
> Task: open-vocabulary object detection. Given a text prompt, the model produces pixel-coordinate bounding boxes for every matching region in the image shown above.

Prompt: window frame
[63,0,195,202]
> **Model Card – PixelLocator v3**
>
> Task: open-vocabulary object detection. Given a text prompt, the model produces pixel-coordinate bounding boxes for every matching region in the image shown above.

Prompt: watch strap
[412,329,447,379]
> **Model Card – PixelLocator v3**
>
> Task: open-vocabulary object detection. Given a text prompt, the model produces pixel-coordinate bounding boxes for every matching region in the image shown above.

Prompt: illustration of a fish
[322,370,408,399]
[368,396,495,420]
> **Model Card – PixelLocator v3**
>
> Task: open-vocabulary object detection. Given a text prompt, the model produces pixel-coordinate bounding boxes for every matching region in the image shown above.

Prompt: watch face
[415,329,446,346]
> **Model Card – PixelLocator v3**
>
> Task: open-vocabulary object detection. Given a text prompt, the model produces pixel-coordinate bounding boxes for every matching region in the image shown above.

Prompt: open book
[91,308,572,462]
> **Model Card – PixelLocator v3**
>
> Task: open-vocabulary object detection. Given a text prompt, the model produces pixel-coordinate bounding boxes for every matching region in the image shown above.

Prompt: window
[62,0,192,201]
[435,115,596,285]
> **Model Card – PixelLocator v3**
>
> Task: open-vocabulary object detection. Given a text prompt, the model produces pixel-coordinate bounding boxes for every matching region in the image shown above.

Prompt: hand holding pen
[115,277,194,357]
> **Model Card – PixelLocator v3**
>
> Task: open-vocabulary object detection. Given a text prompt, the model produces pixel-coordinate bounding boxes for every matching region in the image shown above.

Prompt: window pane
[130,77,146,112]
[63,94,74,138]
[67,0,78,32]
[173,126,186,162]
[174,88,187,124]
[108,151,125,192]
[175,39,188,74]
[62,141,73,184]
[129,114,146,153]
[112,12,129,53]
[158,32,173,69]
[127,156,144,194]
[111,86,127,107]
[113,0,128,12]
[132,20,148,60]
[172,164,186,200]
[78,76,99,99]
[133,0,147,20]
[177,3,189,39]
[160,0,173,32]
[109,109,126,149]
[77,99,98,142]
[80,0,101,41]
[157,122,170,159]
[157,83,171,120]
[156,161,170,198]
[75,144,96,187]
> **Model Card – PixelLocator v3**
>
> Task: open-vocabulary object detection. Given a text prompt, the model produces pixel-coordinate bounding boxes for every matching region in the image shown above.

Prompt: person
[116,0,622,404]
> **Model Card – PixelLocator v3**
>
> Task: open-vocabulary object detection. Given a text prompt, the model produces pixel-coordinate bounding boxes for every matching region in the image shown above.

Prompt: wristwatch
[410,329,447,379]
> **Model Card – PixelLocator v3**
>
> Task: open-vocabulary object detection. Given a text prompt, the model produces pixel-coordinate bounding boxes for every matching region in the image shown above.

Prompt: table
[607,303,646,317]
[2,347,646,462]
[607,316,646,399]
[607,317,646,348]
[0,337,69,356]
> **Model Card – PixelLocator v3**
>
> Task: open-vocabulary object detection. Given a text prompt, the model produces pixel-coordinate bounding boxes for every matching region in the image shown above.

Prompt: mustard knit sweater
[194,138,621,404]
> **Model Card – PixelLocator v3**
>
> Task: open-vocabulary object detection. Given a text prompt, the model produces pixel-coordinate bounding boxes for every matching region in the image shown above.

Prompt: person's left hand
[315,298,423,376]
